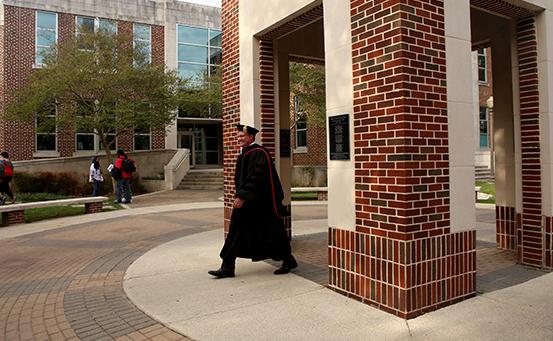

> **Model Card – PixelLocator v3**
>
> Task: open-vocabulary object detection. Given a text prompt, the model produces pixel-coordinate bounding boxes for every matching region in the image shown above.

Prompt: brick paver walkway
[1,197,547,341]
[0,208,223,341]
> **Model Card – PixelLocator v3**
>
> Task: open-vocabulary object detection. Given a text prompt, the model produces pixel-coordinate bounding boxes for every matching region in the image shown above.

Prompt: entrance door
[178,132,195,167]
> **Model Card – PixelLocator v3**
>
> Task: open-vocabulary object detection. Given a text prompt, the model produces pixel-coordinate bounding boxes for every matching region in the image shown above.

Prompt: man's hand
[233,197,245,208]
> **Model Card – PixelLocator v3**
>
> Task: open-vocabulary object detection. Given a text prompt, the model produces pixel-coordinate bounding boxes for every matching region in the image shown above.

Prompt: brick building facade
[0,0,221,162]
[223,0,553,319]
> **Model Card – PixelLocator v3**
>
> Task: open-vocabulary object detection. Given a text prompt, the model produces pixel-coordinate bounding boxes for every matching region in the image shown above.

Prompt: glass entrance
[177,122,222,166]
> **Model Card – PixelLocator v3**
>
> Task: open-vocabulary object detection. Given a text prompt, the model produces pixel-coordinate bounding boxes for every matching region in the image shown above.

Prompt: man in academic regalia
[208,124,297,278]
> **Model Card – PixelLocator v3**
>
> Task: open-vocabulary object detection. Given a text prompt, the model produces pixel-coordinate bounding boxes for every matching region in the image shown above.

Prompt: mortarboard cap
[236,124,259,136]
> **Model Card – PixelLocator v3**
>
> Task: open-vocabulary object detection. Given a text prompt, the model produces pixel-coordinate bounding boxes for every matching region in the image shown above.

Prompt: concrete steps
[475,166,494,181]
[177,169,223,190]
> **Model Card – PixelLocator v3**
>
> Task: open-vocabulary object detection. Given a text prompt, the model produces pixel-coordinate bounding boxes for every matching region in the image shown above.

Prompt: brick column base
[328,228,476,319]
[85,202,103,214]
[2,210,25,226]
[496,206,517,250]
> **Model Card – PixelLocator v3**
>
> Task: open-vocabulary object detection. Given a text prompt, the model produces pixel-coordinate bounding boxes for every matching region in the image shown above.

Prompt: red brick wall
[290,124,326,166]
[516,15,543,267]
[326,0,476,318]
[2,6,36,161]
[222,0,241,234]
[259,39,276,156]
[351,0,450,239]
[0,8,165,161]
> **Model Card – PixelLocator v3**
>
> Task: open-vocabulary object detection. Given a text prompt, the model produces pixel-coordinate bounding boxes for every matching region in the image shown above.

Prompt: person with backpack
[113,149,135,204]
[0,151,16,205]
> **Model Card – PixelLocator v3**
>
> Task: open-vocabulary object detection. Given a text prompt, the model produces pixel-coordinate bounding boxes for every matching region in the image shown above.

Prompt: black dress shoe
[208,268,235,278]
[274,257,298,275]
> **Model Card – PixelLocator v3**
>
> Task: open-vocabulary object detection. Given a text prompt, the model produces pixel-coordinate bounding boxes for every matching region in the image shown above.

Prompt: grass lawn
[476,180,495,204]
[291,192,318,201]
[0,192,125,225]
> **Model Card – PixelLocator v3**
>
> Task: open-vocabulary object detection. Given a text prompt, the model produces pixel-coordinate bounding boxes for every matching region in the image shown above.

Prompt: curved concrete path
[125,219,553,341]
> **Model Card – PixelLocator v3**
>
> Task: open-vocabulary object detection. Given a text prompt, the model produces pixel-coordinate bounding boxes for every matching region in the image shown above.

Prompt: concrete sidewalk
[125,217,553,341]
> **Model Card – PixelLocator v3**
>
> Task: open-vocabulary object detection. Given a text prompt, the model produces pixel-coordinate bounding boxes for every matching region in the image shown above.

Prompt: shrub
[13,172,86,196]
[13,171,147,197]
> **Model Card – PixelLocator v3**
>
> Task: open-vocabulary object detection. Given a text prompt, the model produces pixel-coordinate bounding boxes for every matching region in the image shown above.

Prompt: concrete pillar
[275,42,292,204]
[322,0,355,231]
[444,0,476,232]
[492,20,518,250]
[537,8,553,268]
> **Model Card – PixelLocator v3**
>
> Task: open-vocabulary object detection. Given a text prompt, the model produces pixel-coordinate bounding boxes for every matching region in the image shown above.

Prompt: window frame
[479,106,490,149]
[293,95,308,151]
[133,128,152,151]
[477,48,487,84]
[133,23,152,65]
[35,11,58,68]
[35,106,58,153]
[176,24,222,81]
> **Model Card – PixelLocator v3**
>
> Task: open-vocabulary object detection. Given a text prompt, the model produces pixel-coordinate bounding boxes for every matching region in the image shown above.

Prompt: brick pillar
[222,0,241,235]
[2,210,25,226]
[85,202,103,214]
[328,0,476,319]
[516,16,543,267]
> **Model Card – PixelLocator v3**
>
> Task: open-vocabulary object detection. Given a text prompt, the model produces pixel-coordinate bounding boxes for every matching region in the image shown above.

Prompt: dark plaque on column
[280,129,291,157]
[329,114,349,160]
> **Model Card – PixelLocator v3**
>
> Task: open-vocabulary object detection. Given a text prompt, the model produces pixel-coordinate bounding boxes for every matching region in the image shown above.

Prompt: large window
[35,11,57,66]
[36,106,57,151]
[478,48,487,83]
[133,24,151,64]
[294,96,307,149]
[479,107,489,148]
[76,16,117,35]
[134,126,151,150]
[177,25,222,82]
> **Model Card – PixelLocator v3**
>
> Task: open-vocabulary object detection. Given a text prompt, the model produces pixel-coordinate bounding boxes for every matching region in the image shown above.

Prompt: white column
[444,0,476,231]
[537,9,553,216]
[164,20,178,149]
[323,0,355,230]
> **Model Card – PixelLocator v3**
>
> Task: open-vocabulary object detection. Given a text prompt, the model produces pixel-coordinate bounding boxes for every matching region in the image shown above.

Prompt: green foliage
[17,193,73,203]
[291,192,318,201]
[13,172,82,195]
[177,74,222,119]
[476,180,495,204]
[5,29,180,164]
[290,62,326,127]
[12,171,146,196]
[24,206,84,223]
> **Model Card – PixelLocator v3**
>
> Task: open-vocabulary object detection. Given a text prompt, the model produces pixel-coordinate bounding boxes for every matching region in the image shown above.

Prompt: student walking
[89,156,104,196]
[0,151,16,205]
[112,149,136,204]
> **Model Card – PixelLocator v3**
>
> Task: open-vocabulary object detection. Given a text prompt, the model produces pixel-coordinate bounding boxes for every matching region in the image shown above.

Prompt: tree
[289,62,326,127]
[177,72,222,119]
[5,28,180,166]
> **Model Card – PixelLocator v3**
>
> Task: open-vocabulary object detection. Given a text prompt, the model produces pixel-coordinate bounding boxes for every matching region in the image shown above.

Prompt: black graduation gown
[220,143,291,262]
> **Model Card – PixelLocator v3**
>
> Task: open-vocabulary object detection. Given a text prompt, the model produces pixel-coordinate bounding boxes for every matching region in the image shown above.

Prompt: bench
[475,186,481,201]
[291,187,328,201]
[0,196,108,226]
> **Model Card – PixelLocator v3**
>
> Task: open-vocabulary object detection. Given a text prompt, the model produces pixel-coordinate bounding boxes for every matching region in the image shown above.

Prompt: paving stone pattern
[0,209,223,341]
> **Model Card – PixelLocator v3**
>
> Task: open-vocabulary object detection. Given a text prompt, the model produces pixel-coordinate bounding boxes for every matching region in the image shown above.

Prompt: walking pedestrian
[112,149,135,204]
[0,151,16,205]
[208,124,297,278]
[89,156,104,196]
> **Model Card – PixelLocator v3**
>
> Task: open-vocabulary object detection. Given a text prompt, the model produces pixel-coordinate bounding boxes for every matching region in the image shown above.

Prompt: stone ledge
[0,196,108,213]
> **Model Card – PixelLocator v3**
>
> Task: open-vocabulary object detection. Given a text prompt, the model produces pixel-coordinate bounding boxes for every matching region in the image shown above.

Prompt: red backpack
[1,160,13,177]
